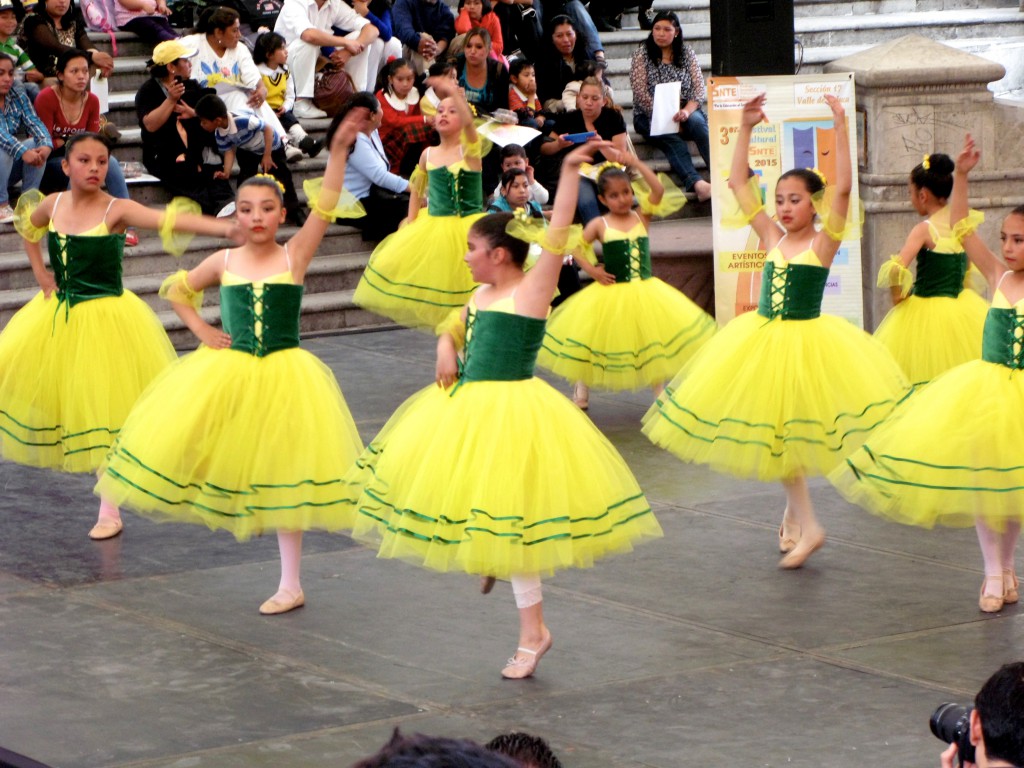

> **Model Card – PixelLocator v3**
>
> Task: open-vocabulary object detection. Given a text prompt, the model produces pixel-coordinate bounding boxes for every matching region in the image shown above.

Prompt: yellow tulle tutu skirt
[344,378,663,578]
[95,346,363,541]
[831,360,1024,530]
[0,291,176,473]
[874,290,988,387]
[537,278,716,390]
[353,210,482,331]
[643,311,911,481]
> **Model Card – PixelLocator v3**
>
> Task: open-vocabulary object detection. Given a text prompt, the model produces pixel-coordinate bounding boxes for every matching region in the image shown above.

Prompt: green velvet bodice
[981,307,1024,370]
[48,231,124,308]
[757,260,829,321]
[913,249,968,299]
[602,237,651,283]
[460,308,544,382]
[427,166,484,217]
[220,282,303,357]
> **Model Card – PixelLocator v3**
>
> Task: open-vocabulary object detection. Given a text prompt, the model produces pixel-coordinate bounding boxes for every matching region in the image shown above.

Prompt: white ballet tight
[510,574,542,608]
[277,530,303,594]
[976,519,1021,581]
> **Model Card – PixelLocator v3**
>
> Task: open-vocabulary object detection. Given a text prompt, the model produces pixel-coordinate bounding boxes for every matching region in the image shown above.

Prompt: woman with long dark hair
[629,11,711,201]
[20,0,113,80]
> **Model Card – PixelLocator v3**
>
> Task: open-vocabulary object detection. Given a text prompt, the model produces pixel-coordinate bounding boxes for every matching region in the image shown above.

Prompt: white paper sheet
[477,120,542,148]
[91,73,109,114]
[650,81,681,136]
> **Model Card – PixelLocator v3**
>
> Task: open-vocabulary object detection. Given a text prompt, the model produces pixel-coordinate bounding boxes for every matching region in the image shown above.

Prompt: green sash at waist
[427,166,484,217]
[603,237,651,283]
[48,231,124,308]
[757,260,829,321]
[981,307,1024,370]
[913,249,967,298]
[220,282,303,357]
[460,309,544,382]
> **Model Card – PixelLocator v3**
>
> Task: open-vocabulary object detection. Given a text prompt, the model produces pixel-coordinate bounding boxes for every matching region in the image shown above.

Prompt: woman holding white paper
[629,11,711,202]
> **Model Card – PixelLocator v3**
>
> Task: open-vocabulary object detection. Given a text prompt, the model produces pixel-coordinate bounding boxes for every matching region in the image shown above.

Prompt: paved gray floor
[1,328,1020,768]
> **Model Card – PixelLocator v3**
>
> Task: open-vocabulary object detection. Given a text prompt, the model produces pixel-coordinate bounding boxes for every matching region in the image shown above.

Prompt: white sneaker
[0,203,14,224]
[216,201,235,218]
[293,99,328,119]
[284,144,304,162]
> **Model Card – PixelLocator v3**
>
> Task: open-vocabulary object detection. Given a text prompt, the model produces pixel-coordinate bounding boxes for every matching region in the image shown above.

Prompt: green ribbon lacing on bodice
[220,282,303,357]
[602,237,651,283]
[756,260,829,321]
[451,308,545,395]
[913,249,968,298]
[982,307,1024,370]
[47,230,125,327]
[426,166,484,217]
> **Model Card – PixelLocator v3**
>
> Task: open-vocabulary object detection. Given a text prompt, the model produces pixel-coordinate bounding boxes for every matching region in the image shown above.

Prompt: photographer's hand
[941,743,978,768]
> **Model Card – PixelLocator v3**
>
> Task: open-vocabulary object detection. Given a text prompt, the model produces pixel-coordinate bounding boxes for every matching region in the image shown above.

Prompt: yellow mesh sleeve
[435,306,466,350]
[303,178,366,222]
[410,166,428,197]
[572,238,597,266]
[720,175,764,229]
[964,263,988,297]
[505,217,584,257]
[634,173,687,218]
[463,122,492,160]
[159,269,203,310]
[952,209,985,244]
[814,188,863,242]
[876,256,913,298]
[14,189,47,243]
[158,197,202,256]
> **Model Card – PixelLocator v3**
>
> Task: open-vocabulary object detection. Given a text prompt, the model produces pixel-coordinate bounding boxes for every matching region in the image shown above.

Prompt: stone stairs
[0,0,1020,343]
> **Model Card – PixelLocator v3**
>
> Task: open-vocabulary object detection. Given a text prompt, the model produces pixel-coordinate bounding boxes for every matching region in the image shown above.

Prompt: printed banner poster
[708,73,862,326]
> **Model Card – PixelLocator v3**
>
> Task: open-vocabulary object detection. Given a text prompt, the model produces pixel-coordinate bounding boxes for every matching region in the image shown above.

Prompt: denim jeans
[532,0,604,58]
[634,109,710,192]
[0,137,46,205]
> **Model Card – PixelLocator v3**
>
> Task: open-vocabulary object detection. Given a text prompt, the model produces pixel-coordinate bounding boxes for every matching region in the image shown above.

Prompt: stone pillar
[825,35,1024,330]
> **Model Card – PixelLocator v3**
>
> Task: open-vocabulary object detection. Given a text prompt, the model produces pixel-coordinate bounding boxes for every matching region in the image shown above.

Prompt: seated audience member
[454,27,508,115]
[135,39,234,216]
[492,0,540,63]
[535,0,604,60]
[352,729,520,768]
[20,0,114,80]
[453,0,503,63]
[253,31,323,159]
[0,51,51,223]
[489,143,546,204]
[487,166,538,213]
[339,92,409,240]
[391,0,454,75]
[535,14,600,110]
[939,661,1024,768]
[195,93,304,225]
[0,0,43,100]
[273,0,383,119]
[560,58,613,112]
[353,0,403,62]
[487,732,564,768]
[35,49,135,240]
[375,57,431,176]
[114,0,178,43]
[507,58,550,133]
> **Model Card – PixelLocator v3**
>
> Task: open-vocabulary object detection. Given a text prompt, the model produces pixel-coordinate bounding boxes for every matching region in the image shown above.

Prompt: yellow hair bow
[810,167,828,187]
[922,154,930,170]
[254,173,286,196]
[512,206,532,224]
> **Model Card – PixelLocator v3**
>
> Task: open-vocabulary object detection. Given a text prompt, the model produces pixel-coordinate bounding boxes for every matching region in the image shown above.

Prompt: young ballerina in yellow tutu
[0,132,239,540]
[537,155,715,409]
[832,134,1022,612]
[94,110,369,615]
[353,78,484,331]
[874,151,988,388]
[343,140,663,678]
[643,93,909,569]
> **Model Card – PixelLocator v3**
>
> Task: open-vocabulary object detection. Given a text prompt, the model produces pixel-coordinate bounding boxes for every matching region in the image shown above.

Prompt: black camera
[930,703,976,767]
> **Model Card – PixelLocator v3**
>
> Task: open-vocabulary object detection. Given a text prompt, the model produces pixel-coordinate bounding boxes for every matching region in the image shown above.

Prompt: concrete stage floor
[1,328,1021,768]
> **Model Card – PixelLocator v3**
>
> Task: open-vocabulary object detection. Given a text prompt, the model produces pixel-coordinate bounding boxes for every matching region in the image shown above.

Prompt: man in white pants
[274,0,383,118]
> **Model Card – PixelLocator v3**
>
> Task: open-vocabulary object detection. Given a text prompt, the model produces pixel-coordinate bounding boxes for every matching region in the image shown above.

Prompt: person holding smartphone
[135,39,234,216]
[537,76,627,223]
